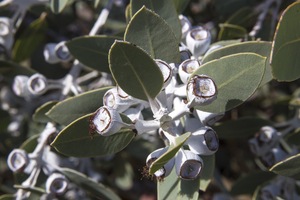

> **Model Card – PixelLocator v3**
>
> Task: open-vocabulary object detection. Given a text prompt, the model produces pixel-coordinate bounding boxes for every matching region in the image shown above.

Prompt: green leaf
[230,171,275,195]
[270,2,300,81]
[270,153,300,179]
[203,41,273,85]
[46,87,111,126]
[50,0,69,13]
[12,14,47,62]
[66,36,120,73]
[32,101,58,123]
[172,0,190,13]
[51,114,136,157]
[130,0,181,42]
[125,7,180,63]
[213,117,273,139]
[157,168,199,200]
[149,132,191,175]
[109,40,163,101]
[0,60,35,82]
[199,155,215,191]
[0,195,15,200]
[218,23,248,40]
[20,134,39,153]
[114,156,134,190]
[157,155,214,199]
[60,168,121,200]
[13,185,45,195]
[192,53,266,113]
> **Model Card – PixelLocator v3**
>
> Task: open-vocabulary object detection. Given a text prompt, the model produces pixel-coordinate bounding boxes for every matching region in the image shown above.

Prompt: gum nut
[186,26,211,58]
[187,127,219,155]
[12,75,29,97]
[179,15,192,40]
[178,59,201,84]
[155,59,173,88]
[146,147,175,178]
[258,126,279,143]
[260,184,280,200]
[179,46,192,62]
[44,43,60,64]
[261,147,288,167]
[7,149,29,172]
[90,106,124,136]
[248,138,260,156]
[187,75,217,106]
[27,73,48,95]
[55,41,72,61]
[0,18,10,36]
[116,85,142,105]
[103,87,130,112]
[175,150,203,180]
[46,173,68,195]
[195,110,224,126]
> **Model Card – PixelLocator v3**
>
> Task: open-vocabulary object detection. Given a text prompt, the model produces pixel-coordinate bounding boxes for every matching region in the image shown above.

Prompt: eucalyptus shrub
[1,0,300,199]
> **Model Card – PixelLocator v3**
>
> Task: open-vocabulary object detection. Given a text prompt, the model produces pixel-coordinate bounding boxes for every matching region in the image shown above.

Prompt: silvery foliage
[2,0,300,199]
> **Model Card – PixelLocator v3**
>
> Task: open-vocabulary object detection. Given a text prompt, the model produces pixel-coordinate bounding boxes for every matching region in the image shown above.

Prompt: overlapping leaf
[109,41,163,101]
[60,168,121,200]
[130,0,181,41]
[192,53,266,113]
[213,117,273,139]
[47,87,111,126]
[203,41,272,85]
[270,2,300,81]
[33,101,58,123]
[125,7,180,63]
[270,153,300,179]
[149,132,191,174]
[51,114,136,157]
[12,14,47,62]
[66,36,119,73]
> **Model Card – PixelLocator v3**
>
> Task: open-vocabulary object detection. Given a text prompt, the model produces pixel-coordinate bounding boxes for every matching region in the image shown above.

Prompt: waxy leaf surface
[109,41,163,101]
[66,36,119,73]
[192,53,266,113]
[130,0,181,41]
[270,153,300,179]
[125,7,180,63]
[51,114,135,157]
[47,87,111,126]
[271,2,300,81]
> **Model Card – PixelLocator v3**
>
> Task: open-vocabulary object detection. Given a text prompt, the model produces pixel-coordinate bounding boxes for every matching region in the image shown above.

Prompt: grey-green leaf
[213,117,273,139]
[46,87,111,126]
[12,14,47,62]
[203,41,272,85]
[125,7,180,63]
[32,101,58,123]
[51,114,136,157]
[270,2,300,81]
[60,168,121,200]
[50,0,69,13]
[130,0,181,42]
[66,36,120,73]
[109,40,163,101]
[157,155,214,199]
[192,53,266,113]
[230,171,275,195]
[149,132,191,175]
[157,168,199,200]
[270,153,300,179]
